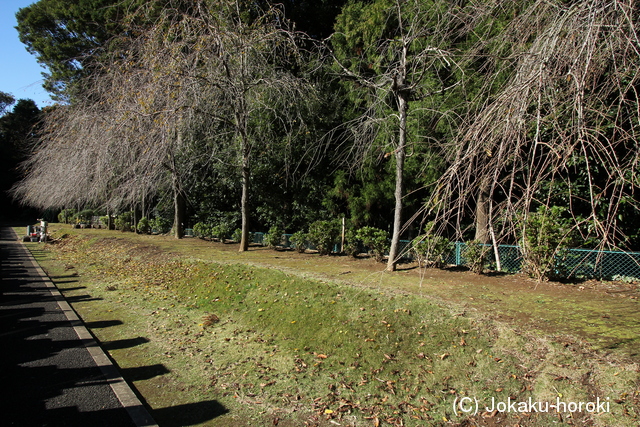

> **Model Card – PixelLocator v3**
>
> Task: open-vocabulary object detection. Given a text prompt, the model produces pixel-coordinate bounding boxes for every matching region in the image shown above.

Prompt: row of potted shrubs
[60,208,490,270]
[191,219,490,269]
[60,207,593,279]
[58,209,172,234]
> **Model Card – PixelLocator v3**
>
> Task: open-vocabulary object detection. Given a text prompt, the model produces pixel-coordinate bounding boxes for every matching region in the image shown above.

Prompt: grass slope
[23,225,640,426]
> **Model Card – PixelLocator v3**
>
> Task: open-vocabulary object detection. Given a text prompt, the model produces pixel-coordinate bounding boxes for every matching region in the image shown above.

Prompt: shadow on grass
[102,336,150,351]
[483,270,512,277]
[85,319,124,329]
[52,279,81,285]
[121,364,170,381]
[152,400,229,427]
[65,294,103,303]
[49,274,80,280]
[56,284,87,292]
[395,265,418,272]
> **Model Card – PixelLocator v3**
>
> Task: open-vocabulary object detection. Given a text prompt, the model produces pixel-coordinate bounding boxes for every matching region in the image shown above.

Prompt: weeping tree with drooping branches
[13,0,317,242]
[421,0,640,265]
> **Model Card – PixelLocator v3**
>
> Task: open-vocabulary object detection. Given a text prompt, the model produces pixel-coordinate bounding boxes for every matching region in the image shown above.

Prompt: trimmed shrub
[463,240,490,274]
[75,209,95,224]
[290,231,308,253]
[99,215,111,228]
[58,209,76,224]
[150,217,171,234]
[114,212,133,232]
[211,223,231,242]
[307,220,340,255]
[193,222,209,239]
[263,226,283,248]
[232,228,243,243]
[343,228,361,258]
[412,229,451,268]
[137,217,151,234]
[520,205,574,281]
[356,226,389,262]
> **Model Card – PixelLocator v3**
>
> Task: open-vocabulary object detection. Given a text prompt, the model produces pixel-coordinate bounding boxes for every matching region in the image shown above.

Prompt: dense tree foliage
[0,91,14,114]
[13,1,319,245]
[10,0,640,259]
[330,0,476,269]
[0,98,40,221]
[15,0,137,100]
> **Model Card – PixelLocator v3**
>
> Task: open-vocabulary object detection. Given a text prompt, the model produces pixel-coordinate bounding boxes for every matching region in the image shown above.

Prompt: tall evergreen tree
[16,0,148,100]
[331,0,469,270]
[0,92,15,114]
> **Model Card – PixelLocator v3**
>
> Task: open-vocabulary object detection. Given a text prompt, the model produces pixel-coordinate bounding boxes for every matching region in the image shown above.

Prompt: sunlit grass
[22,225,640,426]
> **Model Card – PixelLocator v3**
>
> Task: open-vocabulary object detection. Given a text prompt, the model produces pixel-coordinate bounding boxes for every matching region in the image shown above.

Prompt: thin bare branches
[13,0,316,242]
[424,0,640,249]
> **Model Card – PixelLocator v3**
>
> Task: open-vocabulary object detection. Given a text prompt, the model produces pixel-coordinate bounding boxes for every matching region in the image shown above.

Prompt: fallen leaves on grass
[202,313,220,327]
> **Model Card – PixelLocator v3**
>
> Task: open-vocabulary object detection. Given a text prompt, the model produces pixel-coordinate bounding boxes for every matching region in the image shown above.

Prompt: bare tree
[189,6,315,250]
[424,0,640,254]
[13,0,315,242]
[12,102,113,210]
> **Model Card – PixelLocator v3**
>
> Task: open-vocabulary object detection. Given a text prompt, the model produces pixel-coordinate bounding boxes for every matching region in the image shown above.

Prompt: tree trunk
[386,91,408,272]
[106,207,112,230]
[474,177,491,244]
[173,172,185,239]
[133,207,138,233]
[239,145,250,252]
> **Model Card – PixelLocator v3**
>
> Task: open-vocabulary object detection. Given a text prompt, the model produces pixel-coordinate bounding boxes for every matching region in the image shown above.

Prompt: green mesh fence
[443,242,640,280]
[252,232,265,245]
[558,248,640,280]
[496,245,524,273]
[443,243,524,272]
[192,230,640,281]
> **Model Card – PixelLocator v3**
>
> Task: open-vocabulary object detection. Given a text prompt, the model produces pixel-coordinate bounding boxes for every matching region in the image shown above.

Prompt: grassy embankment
[23,224,640,426]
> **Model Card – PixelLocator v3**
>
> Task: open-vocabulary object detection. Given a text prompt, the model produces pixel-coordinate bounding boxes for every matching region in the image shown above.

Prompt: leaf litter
[31,227,640,427]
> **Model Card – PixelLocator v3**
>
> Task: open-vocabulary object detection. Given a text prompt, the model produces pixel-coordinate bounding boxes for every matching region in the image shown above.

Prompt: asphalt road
[0,226,157,427]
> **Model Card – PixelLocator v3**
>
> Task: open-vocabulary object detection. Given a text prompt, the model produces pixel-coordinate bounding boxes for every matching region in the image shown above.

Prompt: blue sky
[1,0,54,108]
